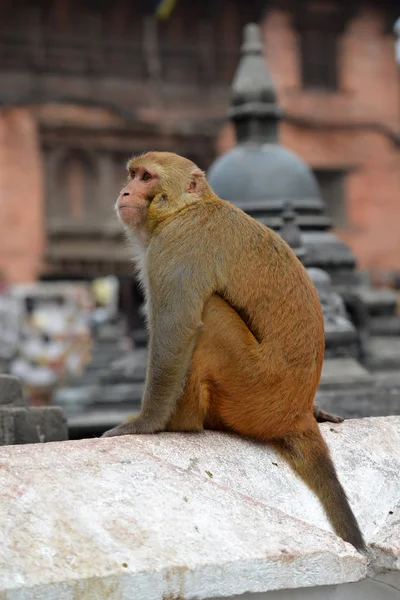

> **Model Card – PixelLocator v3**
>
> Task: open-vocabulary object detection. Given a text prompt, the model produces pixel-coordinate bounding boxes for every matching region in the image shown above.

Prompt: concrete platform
[0,417,399,598]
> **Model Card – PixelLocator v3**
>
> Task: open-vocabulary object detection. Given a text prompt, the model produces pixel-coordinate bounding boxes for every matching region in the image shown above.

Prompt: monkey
[102,151,365,553]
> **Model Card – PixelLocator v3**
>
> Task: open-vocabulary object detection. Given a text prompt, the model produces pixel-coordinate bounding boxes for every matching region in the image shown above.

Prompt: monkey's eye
[142,172,151,181]
[129,170,135,179]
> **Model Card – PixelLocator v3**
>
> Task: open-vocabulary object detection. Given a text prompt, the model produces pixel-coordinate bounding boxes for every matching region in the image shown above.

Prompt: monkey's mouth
[118,205,137,218]
[117,205,138,224]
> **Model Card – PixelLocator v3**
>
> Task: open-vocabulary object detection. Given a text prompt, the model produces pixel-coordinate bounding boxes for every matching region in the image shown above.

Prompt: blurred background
[0,0,399,439]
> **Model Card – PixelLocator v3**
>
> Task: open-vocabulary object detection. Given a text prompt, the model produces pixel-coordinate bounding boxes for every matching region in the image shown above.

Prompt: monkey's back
[211,199,325,418]
[159,198,323,357]
[210,200,323,345]
[165,198,325,408]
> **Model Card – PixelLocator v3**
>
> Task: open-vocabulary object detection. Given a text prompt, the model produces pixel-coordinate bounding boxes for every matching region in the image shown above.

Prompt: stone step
[370,316,400,336]
[55,383,143,414]
[99,366,147,384]
[316,387,400,419]
[367,336,400,371]
[319,358,374,389]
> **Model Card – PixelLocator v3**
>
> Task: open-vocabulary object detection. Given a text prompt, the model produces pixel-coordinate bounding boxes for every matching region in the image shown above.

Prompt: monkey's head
[116,151,209,233]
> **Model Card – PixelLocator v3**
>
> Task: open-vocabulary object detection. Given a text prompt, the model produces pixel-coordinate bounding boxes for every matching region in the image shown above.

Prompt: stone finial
[229,23,281,143]
[280,202,306,261]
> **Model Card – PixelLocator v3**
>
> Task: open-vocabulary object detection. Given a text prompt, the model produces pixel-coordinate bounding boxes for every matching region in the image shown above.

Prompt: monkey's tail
[272,423,366,553]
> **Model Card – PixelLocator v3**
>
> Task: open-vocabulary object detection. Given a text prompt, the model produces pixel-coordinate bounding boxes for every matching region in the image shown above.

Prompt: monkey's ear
[186,168,205,194]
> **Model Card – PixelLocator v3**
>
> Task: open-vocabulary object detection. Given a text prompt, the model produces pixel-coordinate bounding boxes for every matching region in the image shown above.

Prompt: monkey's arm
[103,245,214,436]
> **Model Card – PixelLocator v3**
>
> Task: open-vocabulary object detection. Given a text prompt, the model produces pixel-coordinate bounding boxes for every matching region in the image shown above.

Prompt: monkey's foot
[313,405,344,424]
[101,416,159,437]
[101,425,129,438]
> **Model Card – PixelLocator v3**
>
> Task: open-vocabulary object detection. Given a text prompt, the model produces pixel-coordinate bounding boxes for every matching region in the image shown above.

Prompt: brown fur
[102,151,365,552]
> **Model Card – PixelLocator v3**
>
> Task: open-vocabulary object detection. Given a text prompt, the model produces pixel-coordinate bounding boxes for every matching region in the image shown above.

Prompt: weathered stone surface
[0,406,68,445]
[369,505,400,575]
[0,417,398,599]
[320,358,373,389]
[0,374,24,406]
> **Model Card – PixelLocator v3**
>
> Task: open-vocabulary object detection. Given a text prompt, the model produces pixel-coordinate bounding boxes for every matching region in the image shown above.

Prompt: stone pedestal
[353,284,400,372]
[0,417,399,598]
[307,271,400,418]
[0,374,68,445]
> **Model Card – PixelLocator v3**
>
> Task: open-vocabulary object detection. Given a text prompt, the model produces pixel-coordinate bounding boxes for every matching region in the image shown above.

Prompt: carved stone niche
[45,146,121,236]
[42,142,131,275]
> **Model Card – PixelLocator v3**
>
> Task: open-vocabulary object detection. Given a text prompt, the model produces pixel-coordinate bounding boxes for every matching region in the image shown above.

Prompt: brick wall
[0,109,44,282]
[269,7,400,277]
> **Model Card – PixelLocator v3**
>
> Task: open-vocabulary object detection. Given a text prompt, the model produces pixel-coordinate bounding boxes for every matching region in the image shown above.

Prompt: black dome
[208,143,324,216]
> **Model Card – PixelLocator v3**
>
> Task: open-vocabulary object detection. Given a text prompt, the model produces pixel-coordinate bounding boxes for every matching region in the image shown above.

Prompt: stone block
[0,374,24,406]
[0,417,398,599]
[0,406,68,445]
[0,375,68,445]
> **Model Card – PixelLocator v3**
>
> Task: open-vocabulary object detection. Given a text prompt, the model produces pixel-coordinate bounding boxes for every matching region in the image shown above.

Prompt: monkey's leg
[190,296,320,440]
[165,378,209,432]
[167,293,310,439]
[166,375,229,433]
[313,405,344,424]
[165,294,254,433]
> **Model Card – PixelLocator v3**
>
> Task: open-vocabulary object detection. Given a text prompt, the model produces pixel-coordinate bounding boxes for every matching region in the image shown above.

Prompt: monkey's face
[116,152,207,233]
[116,165,160,229]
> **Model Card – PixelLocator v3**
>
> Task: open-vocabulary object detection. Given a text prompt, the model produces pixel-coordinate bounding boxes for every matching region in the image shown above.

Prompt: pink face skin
[116,165,159,230]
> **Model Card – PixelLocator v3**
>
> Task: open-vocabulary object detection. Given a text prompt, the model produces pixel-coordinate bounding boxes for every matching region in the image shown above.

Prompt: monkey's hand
[101,415,161,438]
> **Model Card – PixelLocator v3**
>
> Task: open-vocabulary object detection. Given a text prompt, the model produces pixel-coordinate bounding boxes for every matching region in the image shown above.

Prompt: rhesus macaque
[102,152,364,552]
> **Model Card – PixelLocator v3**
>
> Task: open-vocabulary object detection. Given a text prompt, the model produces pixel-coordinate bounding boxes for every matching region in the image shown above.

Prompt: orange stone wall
[0,109,44,283]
